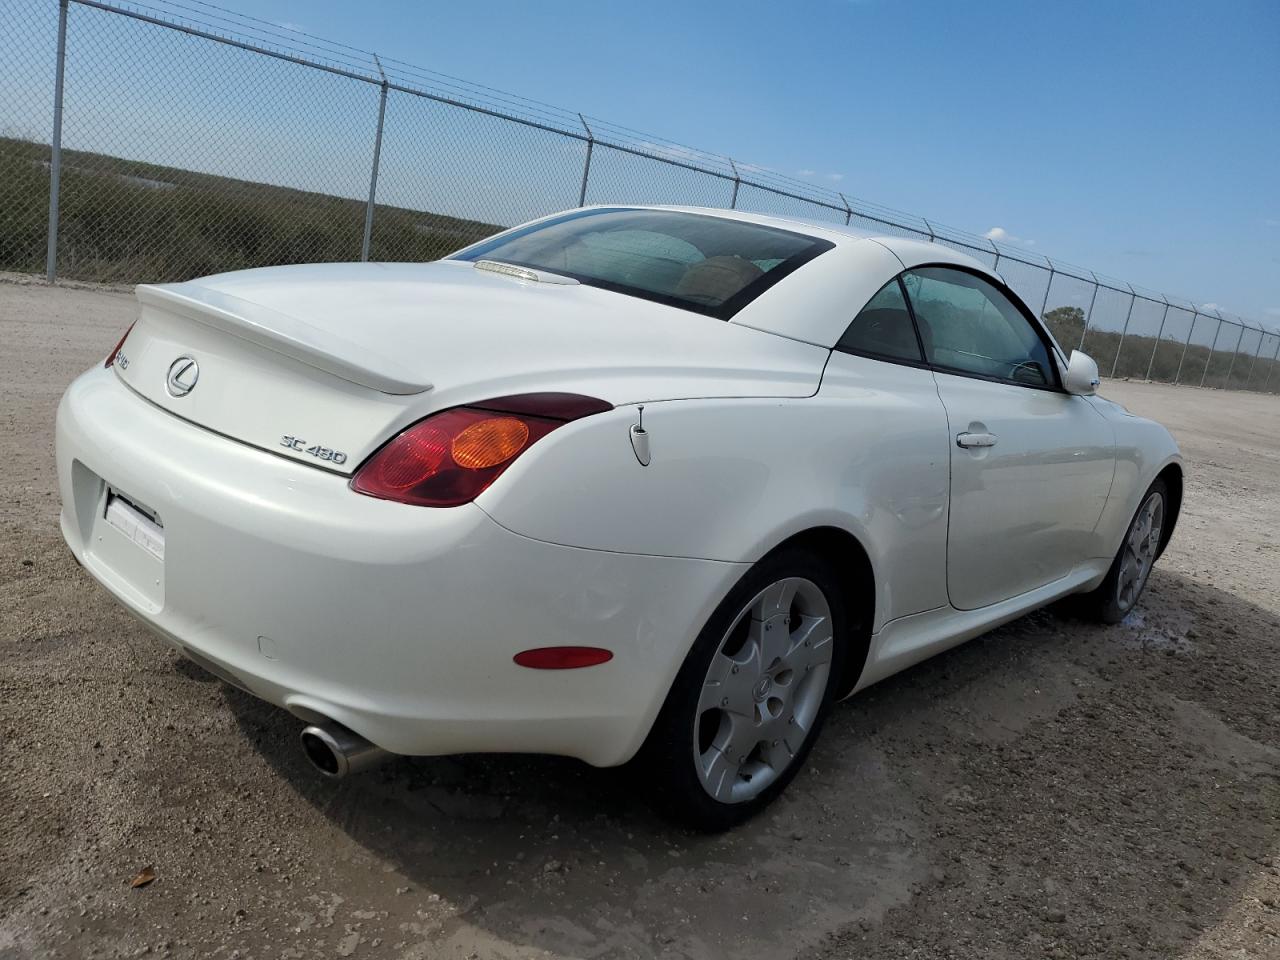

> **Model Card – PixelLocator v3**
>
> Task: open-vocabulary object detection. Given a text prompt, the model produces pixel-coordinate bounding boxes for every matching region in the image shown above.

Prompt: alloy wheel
[693,577,833,803]
[1117,491,1164,613]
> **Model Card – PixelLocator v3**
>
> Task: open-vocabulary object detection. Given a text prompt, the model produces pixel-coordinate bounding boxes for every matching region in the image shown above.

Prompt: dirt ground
[1,275,1277,960]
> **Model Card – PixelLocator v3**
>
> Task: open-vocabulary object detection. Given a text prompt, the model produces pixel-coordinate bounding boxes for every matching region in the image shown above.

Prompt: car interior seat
[673,256,764,305]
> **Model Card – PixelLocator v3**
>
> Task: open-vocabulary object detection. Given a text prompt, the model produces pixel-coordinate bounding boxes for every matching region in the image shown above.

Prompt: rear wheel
[639,549,847,831]
[1078,479,1167,623]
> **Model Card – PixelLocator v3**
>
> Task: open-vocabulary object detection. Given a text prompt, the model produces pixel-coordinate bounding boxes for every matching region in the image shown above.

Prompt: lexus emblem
[166,356,199,398]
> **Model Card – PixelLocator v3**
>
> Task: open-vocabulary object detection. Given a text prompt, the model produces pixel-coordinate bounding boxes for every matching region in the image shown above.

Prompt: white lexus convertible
[56,206,1181,829]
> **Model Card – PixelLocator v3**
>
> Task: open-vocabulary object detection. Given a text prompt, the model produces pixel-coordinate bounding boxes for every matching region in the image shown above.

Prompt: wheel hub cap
[693,577,834,804]
[751,675,773,702]
[1117,491,1164,613]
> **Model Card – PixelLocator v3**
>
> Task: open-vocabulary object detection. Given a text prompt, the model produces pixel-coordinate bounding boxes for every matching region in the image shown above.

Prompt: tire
[637,547,848,831]
[1077,478,1168,624]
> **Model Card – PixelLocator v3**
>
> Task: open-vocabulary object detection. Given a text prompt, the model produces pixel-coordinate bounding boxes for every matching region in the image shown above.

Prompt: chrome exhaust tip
[300,722,390,779]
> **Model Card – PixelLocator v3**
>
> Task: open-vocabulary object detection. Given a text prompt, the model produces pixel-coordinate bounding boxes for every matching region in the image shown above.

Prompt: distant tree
[1042,305,1086,348]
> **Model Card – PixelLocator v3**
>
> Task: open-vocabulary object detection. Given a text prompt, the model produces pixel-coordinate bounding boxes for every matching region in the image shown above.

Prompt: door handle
[956,431,997,449]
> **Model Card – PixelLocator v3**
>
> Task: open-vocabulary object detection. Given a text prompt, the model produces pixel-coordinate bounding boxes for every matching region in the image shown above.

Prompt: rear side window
[903,267,1055,387]
[837,279,922,362]
[452,208,834,320]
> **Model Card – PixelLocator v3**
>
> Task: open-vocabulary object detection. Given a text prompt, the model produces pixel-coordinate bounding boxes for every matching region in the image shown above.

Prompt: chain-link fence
[3,0,1279,393]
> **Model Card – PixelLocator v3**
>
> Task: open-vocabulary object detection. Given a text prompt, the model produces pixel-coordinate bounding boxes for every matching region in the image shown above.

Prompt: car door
[817,276,952,622]
[901,266,1115,610]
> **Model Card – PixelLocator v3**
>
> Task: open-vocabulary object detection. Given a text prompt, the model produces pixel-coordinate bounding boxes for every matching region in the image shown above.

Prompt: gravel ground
[1,276,1277,960]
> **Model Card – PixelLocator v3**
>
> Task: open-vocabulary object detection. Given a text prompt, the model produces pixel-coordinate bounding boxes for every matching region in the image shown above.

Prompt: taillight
[351,393,612,507]
[104,321,136,368]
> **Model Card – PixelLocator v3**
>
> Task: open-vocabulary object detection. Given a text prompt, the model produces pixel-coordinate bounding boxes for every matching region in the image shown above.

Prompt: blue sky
[230,0,1278,323]
[2,0,1275,324]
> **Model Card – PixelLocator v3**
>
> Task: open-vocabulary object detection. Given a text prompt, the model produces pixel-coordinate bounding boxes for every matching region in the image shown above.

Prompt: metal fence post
[1199,312,1224,388]
[1264,338,1280,393]
[360,57,388,263]
[1039,257,1055,319]
[577,114,594,207]
[1144,296,1170,382]
[1244,330,1266,390]
[1175,310,1197,385]
[728,158,741,209]
[989,239,1001,272]
[45,0,70,283]
[838,193,852,226]
[1078,273,1099,350]
[1109,283,1137,378]
[1223,322,1246,388]
[923,218,936,242]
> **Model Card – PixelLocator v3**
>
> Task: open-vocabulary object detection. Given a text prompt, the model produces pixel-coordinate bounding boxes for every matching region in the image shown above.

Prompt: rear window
[451,208,834,319]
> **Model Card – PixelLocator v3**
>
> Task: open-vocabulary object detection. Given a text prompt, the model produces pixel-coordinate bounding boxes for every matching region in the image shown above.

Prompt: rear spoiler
[135,283,432,396]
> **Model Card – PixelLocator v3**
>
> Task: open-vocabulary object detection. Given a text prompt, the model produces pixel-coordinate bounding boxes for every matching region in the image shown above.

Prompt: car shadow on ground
[222,567,1280,959]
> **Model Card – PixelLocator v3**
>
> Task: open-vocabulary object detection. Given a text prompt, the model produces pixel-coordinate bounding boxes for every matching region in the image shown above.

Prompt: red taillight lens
[351,393,612,507]
[104,321,136,368]
[353,407,556,506]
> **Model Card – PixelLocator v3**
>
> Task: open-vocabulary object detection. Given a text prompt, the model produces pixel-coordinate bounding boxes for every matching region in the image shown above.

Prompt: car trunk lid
[113,260,827,475]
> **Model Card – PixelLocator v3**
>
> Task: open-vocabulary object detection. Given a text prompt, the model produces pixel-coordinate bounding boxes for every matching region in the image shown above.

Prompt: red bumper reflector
[513,647,613,670]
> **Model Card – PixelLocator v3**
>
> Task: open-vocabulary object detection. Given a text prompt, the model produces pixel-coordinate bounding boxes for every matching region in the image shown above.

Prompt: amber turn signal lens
[450,417,530,469]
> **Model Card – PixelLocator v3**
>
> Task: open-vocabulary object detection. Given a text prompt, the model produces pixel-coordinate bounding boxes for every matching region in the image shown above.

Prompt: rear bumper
[56,366,743,766]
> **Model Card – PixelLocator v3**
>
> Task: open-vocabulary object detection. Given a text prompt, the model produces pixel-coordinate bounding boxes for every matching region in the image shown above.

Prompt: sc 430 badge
[280,435,348,465]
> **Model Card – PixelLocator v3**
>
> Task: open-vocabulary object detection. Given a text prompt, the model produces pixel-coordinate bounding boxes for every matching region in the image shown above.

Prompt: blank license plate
[104,489,165,562]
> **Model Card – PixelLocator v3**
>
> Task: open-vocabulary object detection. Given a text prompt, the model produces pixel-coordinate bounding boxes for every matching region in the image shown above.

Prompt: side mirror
[1064,350,1100,396]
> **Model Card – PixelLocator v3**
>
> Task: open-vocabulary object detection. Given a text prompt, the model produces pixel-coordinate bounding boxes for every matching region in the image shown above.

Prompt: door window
[903,267,1055,387]
[836,278,922,363]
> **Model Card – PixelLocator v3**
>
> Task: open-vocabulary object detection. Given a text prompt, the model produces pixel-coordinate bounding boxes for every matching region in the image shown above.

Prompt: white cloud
[1264,218,1280,228]
[984,226,1035,247]
[825,173,845,182]
[797,169,816,177]
[1263,307,1280,317]
[1200,302,1222,311]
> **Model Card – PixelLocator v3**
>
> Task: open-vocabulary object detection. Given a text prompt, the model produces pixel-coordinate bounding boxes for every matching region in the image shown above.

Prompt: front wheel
[1078,478,1168,624]
[638,549,847,831]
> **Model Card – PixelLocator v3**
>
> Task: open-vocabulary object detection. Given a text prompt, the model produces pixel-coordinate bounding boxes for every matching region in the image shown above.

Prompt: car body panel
[726,236,907,346]
[479,350,953,630]
[932,371,1115,609]
[55,204,1184,771]
[120,259,831,473]
[1086,394,1183,558]
[57,366,744,766]
[872,235,992,275]
[116,298,409,476]
[855,555,1113,691]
